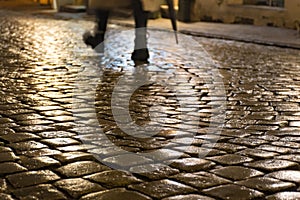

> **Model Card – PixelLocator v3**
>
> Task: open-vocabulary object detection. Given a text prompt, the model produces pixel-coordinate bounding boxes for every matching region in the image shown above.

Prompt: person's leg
[83,9,109,50]
[95,9,109,38]
[131,0,149,62]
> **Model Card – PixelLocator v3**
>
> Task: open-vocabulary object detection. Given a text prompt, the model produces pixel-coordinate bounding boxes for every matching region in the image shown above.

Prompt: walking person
[83,0,161,62]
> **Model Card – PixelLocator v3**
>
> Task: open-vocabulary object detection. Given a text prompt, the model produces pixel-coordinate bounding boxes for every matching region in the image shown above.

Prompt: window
[243,0,284,7]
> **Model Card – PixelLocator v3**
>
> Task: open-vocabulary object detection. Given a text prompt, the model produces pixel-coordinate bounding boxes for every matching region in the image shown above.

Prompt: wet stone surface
[244,159,299,172]
[55,161,110,177]
[169,158,216,172]
[84,170,142,188]
[7,170,60,188]
[266,192,300,200]
[20,156,61,170]
[171,172,231,189]
[211,165,264,181]
[80,188,152,200]
[207,154,253,165]
[0,162,27,176]
[236,177,296,192]
[54,178,104,198]
[203,184,264,200]
[0,8,300,200]
[129,179,197,199]
[267,170,300,183]
[161,194,215,200]
[0,194,14,200]
[12,184,68,200]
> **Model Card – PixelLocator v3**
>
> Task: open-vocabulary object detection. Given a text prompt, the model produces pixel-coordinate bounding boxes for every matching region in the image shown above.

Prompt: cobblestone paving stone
[0,8,300,200]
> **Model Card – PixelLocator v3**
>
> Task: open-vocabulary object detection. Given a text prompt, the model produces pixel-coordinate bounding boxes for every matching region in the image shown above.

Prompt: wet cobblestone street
[1,9,300,200]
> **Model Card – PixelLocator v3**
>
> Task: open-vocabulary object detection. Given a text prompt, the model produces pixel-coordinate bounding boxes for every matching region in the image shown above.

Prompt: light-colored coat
[89,0,164,12]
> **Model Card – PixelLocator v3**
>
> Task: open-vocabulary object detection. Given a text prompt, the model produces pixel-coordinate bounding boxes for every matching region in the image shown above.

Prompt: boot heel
[131,49,149,62]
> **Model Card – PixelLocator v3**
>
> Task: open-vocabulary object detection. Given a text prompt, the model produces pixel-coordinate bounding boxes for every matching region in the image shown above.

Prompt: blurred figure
[83,0,159,62]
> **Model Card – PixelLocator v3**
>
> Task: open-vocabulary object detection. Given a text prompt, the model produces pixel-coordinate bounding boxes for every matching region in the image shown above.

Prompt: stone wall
[190,0,300,29]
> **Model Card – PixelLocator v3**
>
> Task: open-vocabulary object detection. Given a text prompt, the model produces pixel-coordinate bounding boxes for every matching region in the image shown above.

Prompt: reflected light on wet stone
[289,121,300,127]
[267,170,300,183]
[266,192,300,200]
[2,9,300,200]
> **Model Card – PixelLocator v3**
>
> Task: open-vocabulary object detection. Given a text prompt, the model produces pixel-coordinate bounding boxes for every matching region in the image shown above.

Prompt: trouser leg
[95,9,110,36]
[132,0,149,61]
[132,0,148,49]
[133,0,148,28]
[83,9,109,50]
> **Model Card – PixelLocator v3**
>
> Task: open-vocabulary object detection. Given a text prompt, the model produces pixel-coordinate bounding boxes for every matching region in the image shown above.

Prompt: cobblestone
[256,145,293,154]
[0,132,40,143]
[41,138,80,147]
[171,172,231,189]
[0,151,19,162]
[207,154,253,165]
[102,154,154,168]
[162,194,215,200]
[244,159,299,172]
[53,151,94,163]
[130,164,180,180]
[54,178,104,198]
[266,191,300,200]
[169,158,216,172]
[12,184,67,200]
[0,146,13,153]
[80,188,152,200]
[0,179,7,192]
[0,162,27,175]
[129,179,197,199]
[37,131,76,138]
[203,184,264,200]
[277,154,300,163]
[237,148,279,159]
[85,170,142,188]
[236,177,296,192]
[0,7,300,200]
[21,148,61,157]
[211,166,264,181]
[8,141,47,151]
[7,170,60,188]
[0,194,14,200]
[56,161,110,177]
[20,156,61,169]
[267,170,300,183]
[57,144,96,152]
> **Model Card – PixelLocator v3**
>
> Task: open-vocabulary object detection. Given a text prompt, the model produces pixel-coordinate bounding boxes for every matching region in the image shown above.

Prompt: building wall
[284,0,300,28]
[190,0,300,29]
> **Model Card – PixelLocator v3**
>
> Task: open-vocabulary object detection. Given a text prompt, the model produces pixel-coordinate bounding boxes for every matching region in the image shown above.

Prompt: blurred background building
[7,0,299,29]
[186,0,299,29]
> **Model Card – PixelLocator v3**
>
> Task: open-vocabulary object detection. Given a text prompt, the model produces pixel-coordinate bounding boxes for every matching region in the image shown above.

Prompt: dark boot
[83,31,104,52]
[83,9,109,52]
[131,48,149,62]
[131,27,149,62]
